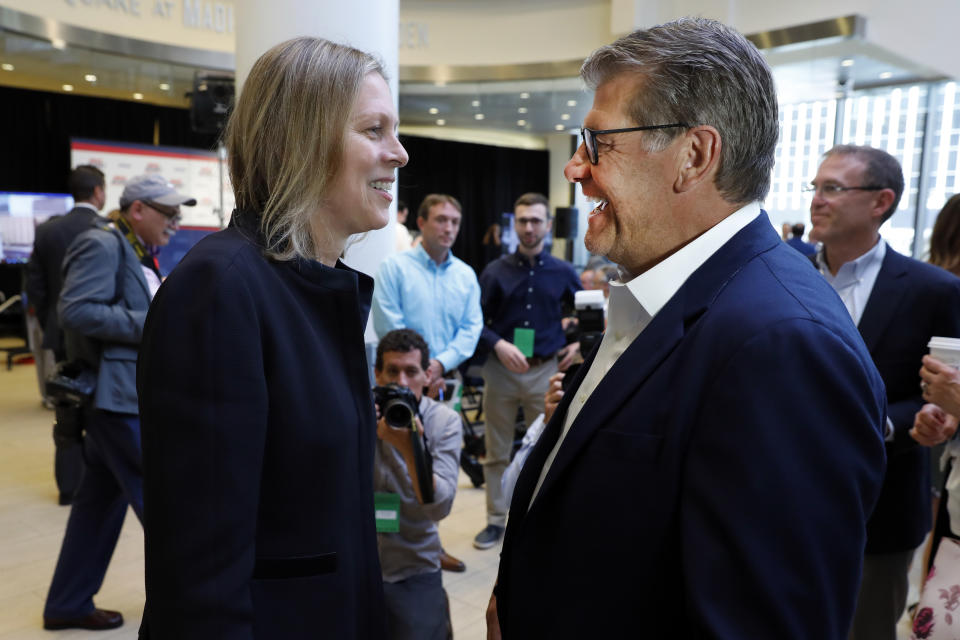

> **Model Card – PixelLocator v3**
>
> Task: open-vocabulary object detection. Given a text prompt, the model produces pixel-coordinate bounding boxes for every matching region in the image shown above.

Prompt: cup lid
[928,336,960,350]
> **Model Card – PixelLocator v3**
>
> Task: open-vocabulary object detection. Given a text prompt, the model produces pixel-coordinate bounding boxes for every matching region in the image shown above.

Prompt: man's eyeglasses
[580,123,690,165]
[801,183,887,198]
[144,201,181,221]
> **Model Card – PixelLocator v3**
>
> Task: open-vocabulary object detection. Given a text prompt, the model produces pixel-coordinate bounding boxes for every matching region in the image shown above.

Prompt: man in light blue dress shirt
[372,194,483,393]
[372,194,482,575]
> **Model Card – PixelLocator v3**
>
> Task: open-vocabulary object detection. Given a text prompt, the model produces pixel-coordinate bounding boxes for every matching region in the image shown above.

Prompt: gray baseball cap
[119,174,197,208]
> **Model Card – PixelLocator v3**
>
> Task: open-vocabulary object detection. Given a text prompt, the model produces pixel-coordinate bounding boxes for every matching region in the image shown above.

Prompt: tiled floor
[0,348,498,639]
[0,344,928,639]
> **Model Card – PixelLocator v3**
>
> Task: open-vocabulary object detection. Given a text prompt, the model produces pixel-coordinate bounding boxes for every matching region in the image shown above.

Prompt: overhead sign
[58,0,235,36]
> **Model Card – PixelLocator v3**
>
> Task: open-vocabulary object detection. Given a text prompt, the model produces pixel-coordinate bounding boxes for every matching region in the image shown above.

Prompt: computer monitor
[0,192,74,264]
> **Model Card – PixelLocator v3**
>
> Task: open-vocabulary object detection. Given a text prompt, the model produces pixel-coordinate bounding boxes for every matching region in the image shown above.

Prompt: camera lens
[383,400,413,428]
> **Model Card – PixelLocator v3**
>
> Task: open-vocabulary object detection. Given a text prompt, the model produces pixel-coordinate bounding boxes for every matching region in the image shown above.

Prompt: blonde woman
[137,37,407,638]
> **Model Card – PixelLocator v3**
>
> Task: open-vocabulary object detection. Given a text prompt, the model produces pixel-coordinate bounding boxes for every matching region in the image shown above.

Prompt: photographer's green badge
[513,328,535,358]
[374,492,401,533]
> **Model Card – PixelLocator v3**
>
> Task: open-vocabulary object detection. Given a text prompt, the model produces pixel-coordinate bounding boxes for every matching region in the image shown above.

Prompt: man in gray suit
[42,174,194,632]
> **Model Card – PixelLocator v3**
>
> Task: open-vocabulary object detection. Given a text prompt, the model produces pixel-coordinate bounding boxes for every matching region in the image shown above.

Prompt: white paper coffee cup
[928,336,960,368]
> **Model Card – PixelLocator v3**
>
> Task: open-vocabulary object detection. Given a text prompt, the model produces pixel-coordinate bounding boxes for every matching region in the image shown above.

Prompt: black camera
[373,383,419,428]
[372,383,435,503]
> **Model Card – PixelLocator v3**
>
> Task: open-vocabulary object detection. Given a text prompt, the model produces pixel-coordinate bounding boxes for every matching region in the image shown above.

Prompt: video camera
[561,289,606,390]
[372,383,434,503]
[574,289,605,355]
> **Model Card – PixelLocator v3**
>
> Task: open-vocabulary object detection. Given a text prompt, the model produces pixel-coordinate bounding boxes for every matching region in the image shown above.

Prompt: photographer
[373,329,462,640]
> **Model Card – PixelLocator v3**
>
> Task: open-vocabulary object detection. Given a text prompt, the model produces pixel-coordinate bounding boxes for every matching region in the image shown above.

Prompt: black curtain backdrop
[0,85,550,277]
[0,85,220,195]
[398,135,549,274]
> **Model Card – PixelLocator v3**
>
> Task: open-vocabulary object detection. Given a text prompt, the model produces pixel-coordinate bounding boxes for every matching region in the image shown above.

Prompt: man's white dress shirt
[530,202,761,505]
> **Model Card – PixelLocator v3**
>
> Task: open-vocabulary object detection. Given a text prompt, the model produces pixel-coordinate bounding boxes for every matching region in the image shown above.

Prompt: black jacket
[25,206,104,356]
[138,211,385,639]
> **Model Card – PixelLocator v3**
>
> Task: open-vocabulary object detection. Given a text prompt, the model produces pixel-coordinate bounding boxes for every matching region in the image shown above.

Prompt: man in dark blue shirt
[473,192,581,550]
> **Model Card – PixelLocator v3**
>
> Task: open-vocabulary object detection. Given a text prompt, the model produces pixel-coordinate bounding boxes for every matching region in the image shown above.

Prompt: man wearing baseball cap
[41,175,194,632]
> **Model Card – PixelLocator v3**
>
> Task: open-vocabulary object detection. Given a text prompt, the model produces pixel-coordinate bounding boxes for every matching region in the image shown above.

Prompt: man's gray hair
[581,17,779,204]
[823,145,904,222]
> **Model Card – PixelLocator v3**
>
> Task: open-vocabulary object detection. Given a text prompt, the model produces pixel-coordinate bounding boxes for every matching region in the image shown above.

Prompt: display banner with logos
[70,137,232,229]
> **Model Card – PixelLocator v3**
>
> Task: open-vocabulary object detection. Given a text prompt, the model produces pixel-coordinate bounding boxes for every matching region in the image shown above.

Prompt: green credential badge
[513,327,535,358]
[374,492,401,533]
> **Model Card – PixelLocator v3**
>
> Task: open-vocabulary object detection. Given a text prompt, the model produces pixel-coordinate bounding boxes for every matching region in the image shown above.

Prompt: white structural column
[233,0,401,289]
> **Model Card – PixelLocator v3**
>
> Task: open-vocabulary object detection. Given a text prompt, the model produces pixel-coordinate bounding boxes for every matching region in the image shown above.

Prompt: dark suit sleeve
[25,239,47,319]
[888,275,960,451]
[139,259,267,640]
[681,319,886,639]
[479,262,504,350]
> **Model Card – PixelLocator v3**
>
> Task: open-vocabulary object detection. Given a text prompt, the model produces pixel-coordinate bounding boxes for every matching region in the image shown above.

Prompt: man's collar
[414,243,452,267]
[513,248,548,264]
[622,202,761,317]
[73,202,99,212]
[817,237,885,280]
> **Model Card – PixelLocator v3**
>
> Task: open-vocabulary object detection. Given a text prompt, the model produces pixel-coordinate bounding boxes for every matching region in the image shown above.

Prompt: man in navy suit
[487,18,888,639]
[809,144,960,640]
[26,165,107,504]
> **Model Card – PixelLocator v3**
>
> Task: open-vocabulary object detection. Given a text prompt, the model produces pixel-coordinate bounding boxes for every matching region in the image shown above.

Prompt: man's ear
[416,215,426,232]
[674,125,722,193]
[127,200,146,222]
[872,189,896,223]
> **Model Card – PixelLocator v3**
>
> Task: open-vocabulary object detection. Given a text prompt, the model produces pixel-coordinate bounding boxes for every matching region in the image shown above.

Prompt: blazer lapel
[523,212,781,515]
[858,246,908,353]
[118,236,151,301]
[506,340,599,525]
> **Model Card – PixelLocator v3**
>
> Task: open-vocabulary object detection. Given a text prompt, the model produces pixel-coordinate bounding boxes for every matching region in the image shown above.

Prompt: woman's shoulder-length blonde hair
[224,36,385,261]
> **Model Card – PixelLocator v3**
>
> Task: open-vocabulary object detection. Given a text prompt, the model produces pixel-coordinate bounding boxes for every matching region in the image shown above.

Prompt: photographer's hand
[377,416,430,504]
[544,372,564,423]
[557,342,579,371]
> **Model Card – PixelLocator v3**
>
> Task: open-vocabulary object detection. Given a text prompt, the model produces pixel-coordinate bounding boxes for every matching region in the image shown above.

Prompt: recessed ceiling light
[133,92,144,100]
[517,120,527,126]
[841,58,854,67]
[475,113,485,120]
[436,119,446,126]
[520,92,529,99]
[518,107,528,114]
[428,107,439,114]
[561,114,570,120]
[555,124,566,131]
[567,100,577,107]
[0,63,13,71]
[62,84,74,92]
[159,83,171,91]
[84,74,97,82]
[471,100,480,107]
[51,38,66,50]
[879,71,893,80]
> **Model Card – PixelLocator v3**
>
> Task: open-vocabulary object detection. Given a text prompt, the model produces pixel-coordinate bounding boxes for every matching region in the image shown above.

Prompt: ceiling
[0,14,946,138]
